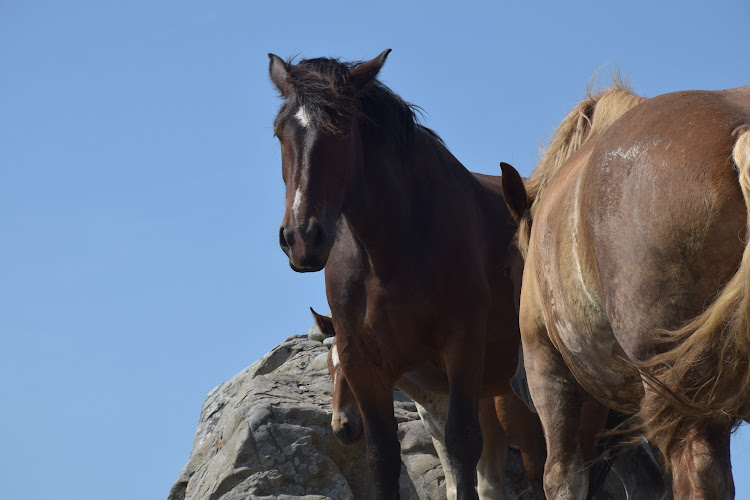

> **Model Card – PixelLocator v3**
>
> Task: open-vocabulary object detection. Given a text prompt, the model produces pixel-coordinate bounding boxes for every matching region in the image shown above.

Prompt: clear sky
[2,1,750,499]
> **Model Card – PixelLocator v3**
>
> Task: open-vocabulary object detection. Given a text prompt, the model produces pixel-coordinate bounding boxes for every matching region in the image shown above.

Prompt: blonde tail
[640,127,750,457]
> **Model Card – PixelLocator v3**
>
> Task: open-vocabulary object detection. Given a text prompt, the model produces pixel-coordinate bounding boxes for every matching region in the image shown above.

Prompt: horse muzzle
[331,408,363,445]
[279,218,331,272]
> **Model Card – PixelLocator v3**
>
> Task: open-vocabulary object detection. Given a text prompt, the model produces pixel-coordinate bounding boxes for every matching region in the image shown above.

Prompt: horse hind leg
[642,384,734,500]
[668,422,733,499]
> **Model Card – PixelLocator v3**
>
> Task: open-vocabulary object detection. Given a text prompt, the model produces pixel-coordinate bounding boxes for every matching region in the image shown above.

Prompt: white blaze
[291,106,314,227]
[295,106,312,128]
[292,188,302,225]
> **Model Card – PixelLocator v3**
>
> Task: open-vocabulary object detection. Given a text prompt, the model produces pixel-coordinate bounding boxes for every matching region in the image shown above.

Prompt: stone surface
[307,320,331,342]
[168,334,462,500]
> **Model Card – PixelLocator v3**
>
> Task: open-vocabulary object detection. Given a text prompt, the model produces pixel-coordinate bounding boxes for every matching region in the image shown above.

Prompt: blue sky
[2,1,749,499]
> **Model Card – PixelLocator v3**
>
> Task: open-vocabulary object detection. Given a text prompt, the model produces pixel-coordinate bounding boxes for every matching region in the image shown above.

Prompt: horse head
[270,50,391,272]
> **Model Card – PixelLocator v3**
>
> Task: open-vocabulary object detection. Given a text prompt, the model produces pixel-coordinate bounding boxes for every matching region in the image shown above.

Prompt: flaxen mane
[516,79,646,256]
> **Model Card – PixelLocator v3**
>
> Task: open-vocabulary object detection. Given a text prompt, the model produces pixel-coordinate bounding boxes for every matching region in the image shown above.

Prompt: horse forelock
[285,57,358,133]
[278,55,435,147]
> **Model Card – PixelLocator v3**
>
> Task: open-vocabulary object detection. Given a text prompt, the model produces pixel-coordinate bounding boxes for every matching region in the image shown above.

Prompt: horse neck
[342,128,471,275]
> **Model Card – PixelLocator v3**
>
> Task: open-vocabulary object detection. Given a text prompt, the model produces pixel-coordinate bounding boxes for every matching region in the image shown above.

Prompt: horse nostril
[279,226,295,250]
[308,220,325,250]
[341,421,351,439]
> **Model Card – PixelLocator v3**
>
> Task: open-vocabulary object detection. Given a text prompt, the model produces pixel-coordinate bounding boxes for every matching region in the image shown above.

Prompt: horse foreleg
[443,328,485,500]
[350,372,401,500]
[493,390,546,499]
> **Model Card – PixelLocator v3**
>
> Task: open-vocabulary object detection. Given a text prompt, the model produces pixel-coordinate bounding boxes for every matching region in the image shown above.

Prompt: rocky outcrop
[168,323,668,499]
[168,328,532,500]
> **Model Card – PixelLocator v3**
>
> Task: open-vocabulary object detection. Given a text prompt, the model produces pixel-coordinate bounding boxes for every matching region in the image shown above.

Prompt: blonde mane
[516,79,646,256]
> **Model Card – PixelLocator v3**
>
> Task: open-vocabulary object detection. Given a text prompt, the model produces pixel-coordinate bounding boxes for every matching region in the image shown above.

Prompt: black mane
[281,56,443,147]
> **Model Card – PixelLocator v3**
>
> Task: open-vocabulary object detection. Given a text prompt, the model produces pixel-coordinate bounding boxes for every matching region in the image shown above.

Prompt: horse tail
[639,126,750,457]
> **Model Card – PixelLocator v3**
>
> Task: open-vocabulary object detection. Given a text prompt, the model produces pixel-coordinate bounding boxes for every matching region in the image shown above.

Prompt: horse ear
[268,53,292,97]
[349,49,391,88]
[310,307,335,337]
[500,162,529,224]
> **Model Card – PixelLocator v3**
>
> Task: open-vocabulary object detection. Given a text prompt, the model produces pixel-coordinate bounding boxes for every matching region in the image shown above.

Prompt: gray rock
[168,331,662,500]
[168,335,449,500]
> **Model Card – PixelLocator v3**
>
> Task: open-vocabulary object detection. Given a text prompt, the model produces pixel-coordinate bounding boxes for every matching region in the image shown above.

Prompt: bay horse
[311,309,516,500]
[269,50,546,499]
[501,82,750,499]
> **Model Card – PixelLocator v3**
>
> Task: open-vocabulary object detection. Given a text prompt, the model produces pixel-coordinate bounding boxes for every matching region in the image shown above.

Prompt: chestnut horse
[502,83,750,499]
[269,50,545,499]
